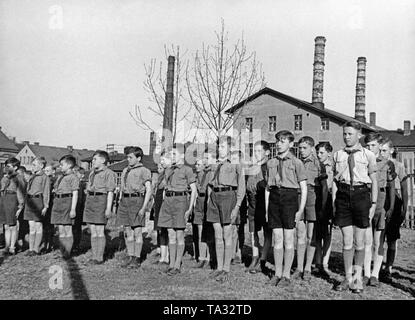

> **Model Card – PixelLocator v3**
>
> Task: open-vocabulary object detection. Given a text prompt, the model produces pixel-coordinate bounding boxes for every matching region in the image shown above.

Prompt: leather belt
[165,191,188,197]
[88,191,106,196]
[27,194,42,198]
[379,187,386,192]
[198,192,206,197]
[123,192,144,198]
[337,183,368,191]
[55,193,73,198]
[213,186,237,192]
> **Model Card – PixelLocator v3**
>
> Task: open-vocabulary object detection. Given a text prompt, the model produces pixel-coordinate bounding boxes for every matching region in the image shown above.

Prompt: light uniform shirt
[391,159,406,198]
[27,170,50,208]
[246,161,267,195]
[120,163,151,194]
[86,167,117,193]
[164,163,196,192]
[301,154,321,187]
[209,159,246,204]
[376,156,396,189]
[54,171,80,194]
[0,174,26,209]
[333,144,377,185]
[266,152,307,189]
[196,167,213,195]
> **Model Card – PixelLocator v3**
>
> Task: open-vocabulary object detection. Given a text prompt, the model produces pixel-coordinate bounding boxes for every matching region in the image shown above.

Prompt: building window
[290,142,299,158]
[321,118,330,131]
[294,115,302,131]
[269,116,277,132]
[269,143,277,158]
[245,143,253,159]
[245,117,253,133]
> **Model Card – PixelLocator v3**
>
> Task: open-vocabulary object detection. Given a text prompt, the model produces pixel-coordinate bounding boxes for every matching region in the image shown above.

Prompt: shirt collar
[344,144,363,153]
[128,162,143,169]
[276,151,293,160]
[301,154,316,163]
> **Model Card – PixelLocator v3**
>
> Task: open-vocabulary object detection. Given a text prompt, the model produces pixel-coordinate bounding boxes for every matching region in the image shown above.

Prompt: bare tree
[185,19,265,140]
[130,45,193,143]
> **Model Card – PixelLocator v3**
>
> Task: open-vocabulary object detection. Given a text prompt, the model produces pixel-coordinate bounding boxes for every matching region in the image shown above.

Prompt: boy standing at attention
[265,131,307,287]
[43,165,57,253]
[332,121,378,293]
[117,146,152,269]
[157,145,197,275]
[206,136,246,283]
[83,150,117,264]
[51,155,80,259]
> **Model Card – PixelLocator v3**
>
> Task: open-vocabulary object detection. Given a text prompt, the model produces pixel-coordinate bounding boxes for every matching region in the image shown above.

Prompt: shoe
[94,260,104,265]
[267,276,281,286]
[248,256,260,274]
[89,258,103,265]
[209,269,222,279]
[195,260,206,268]
[231,256,242,265]
[302,270,312,281]
[369,276,380,287]
[277,277,291,287]
[335,278,351,291]
[291,269,303,280]
[25,250,35,257]
[319,267,331,279]
[8,248,16,256]
[352,278,363,294]
[382,270,393,284]
[129,257,141,269]
[260,260,272,277]
[167,268,181,276]
[121,256,135,268]
[216,271,229,283]
[163,267,174,274]
[362,276,370,286]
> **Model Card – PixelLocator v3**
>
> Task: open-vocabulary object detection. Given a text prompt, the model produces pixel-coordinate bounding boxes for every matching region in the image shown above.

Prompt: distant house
[0,126,19,173]
[15,142,95,172]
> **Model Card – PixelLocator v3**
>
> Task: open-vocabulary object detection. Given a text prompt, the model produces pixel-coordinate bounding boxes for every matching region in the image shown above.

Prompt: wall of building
[15,145,36,171]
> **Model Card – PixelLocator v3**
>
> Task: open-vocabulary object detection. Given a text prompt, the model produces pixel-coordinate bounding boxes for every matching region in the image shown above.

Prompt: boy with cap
[157,144,197,275]
[117,146,152,268]
[332,121,378,293]
[83,150,117,264]
[24,157,50,256]
[265,130,307,287]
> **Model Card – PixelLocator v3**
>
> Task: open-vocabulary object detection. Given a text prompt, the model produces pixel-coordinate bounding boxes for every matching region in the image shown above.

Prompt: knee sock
[215,242,224,271]
[273,247,284,278]
[134,240,143,259]
[354,249,365,279]
[90,236,97,260]
[126,240,135,256]
[34,232,43,253]
[66,236,73,256]
[372,254,383,278]
[296,243,306,272]
[304,244,316,272]
[174,244,184,269]
[282,248,295,278]
[59,236,66,254]
[364,245,372,278]
[223,244,233,272]
[168,243,177,269]
[96,236,106,262]
[199,241,208,260]
[29,233,36,251]
[386,247,396,269]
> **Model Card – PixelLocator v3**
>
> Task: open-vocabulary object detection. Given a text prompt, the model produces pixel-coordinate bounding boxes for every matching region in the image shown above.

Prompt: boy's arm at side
[295,180,307,222]
[265,188,270,223]
[185,182,197,221]
[42,176,50,214]
[385,180,396,221]
[400,178,409,221]
[321,179,329,217]
[369,172,378,220]
[139,181,153,216]
[70,190,78,218]
[105,192,114,218]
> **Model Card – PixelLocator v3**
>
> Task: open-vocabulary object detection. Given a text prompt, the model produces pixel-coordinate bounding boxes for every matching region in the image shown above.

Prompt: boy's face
[44,166,55,177]
[317,147,330,163]
[160,155,171,168]
[127,153,140,167]
[380,143,393,160]
[170,149,183,164]
[203,152,213,166]
[157,163,164,173]
[59,160,72,174]
[195,160,204,172]
[92,155,105,169]
[5,164,17,175]
[32,159,43,173]
[366,140,380,156]
[218,142,229,159]
[254,145,269,163]
[276,137,292,154]
[343,127,361,147]
[299,142,313,159]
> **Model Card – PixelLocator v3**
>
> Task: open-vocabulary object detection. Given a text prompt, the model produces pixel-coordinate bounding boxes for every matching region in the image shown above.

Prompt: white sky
[1,0,414,152]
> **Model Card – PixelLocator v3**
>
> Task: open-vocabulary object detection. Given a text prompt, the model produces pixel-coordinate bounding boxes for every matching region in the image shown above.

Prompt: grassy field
[0,219,414,300]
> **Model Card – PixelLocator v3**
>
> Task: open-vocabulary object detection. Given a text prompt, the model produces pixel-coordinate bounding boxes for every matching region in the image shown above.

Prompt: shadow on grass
[65,258,90,300]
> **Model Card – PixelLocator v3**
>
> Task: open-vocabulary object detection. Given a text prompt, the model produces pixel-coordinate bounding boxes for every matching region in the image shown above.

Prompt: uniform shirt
[322,158,334,190]
[246,161,267,195]
[164,163,196,192]
[391,159,406,198]
[54,171,80,194]
[196,167,214,194]
[333,144,377,185]
[209,159,246,204]
[120,163,152,194]
[266,152,307,188]
[301,154,321,187]
[0,173,26,209]
[86,167,117,193]
[376,156,396,189]
[27,170,50,208]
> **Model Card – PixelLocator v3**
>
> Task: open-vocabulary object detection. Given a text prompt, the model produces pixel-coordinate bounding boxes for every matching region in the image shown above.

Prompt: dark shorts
[152,188,164,230]
[239,196,247,225]
[193,196,206,225]
[51,197,74,225]
[206,190,237,225]
[334,185,370,229]
[299,187,317,222]
[268,187,298,230]
[24,196,44,222]
[372,190,386,231]
[83,194,108,225]
[385,194,404,242]
[158,195,189,229]
[247,189,267,233]
[117,196,145,227]
[315,192,333,240]
[0,194,18,226]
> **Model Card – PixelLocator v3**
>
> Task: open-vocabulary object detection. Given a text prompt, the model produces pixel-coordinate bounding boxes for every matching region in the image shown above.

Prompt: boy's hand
[385,209,393,222]
[41,207,48,216]
[369,204,376,220]
[105,208,112,218]
[230,206,239,224]
[295,210,303,224]
[184,209,192,222]
[69,209,76,219]
[15,208,22,218]
[138,208,145,217]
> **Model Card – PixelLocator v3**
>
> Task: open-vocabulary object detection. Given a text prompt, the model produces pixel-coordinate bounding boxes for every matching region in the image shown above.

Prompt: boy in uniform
[332,121,378,293]
[363,133,396,287]
[117,146,152,268]
[73,167,87,253]
[43,164,57,253]
[379,139,409,283]
[158,145,197,275]
[83,150,117,264]
[0,158,26,255]
[24,157,50,256]
[292,136,321,281]
[314,142,334,277]
[265,131,307,287]
[246,140,272,275]
[51,155,80,259]
[16,166,29,252]
[206,136,245,283]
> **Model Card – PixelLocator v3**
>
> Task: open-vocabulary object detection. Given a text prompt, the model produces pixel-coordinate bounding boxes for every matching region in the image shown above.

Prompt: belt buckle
[350,185,355,191]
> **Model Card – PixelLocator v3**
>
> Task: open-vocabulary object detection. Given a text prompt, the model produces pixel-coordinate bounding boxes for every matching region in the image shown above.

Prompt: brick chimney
[404,120,411,136]
[311,36,326,109]
[369,112,376,127]
[355,57,367,123]
[23,140,29,145]
[162,56,175,149]
[67,145,74,152]
[34,142,40,146]
[149,131,157,156]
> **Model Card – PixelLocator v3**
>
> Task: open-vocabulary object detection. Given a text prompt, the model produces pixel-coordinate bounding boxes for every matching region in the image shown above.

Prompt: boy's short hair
[34,156,47,168]
[298,136,315,147]
[93,150,110,165]
[254,140,270,151]
[5,157,20,168]
[343,121,362,132]
[275,130,294,142]
[59,155,77,168]
[78,167,86,175]
[18,165,27,173]
[315,142,333,153]
[126,146,143,159]
[364,132,384,145]
[382,138,394,149]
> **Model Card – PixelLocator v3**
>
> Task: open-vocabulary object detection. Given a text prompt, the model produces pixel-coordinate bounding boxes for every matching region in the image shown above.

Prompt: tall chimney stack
[369,112,376,127]
[355,57,367,123]
[149,131,157,156]
[404,120,411,136]
[162,56,175,149]
[311,36,326,109]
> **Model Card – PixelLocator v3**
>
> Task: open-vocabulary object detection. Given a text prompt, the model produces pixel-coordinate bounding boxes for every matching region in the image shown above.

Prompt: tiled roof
[0,128,19,152]
[380,130,415,148]
[108,155,158,172]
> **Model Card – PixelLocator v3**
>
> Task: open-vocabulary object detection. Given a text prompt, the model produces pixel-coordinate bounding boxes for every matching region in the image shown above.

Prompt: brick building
[0,127,19,173]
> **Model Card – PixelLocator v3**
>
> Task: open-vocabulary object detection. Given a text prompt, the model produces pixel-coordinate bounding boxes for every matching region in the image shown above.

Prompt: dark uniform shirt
[54,171,80,194]
[86,167,117,193]
[266,152,307,188]
[26,170,50,208]
[120,163,152,194]
[301,154,321,187]
[164,163,196,192]
[0,173,26,209]
[196,167,213,194]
